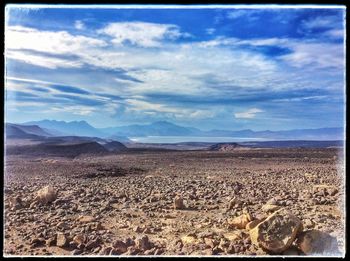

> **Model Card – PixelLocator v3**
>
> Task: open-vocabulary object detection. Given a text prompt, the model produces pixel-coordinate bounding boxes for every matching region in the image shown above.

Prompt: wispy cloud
[234,108,263,119]
[97,22,190,47]
[301,15,343,30]
[74,20,85,30]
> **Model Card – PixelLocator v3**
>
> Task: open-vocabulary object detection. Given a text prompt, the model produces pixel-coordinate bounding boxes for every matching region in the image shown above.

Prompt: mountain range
[6,119,344,141]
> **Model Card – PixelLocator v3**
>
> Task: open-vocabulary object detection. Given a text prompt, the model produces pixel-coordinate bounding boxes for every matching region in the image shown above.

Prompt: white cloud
[97,22,188,47]
[206,28,215,35]
[301,15,341,30]
[74,20,85,30]
[279,42,344,70]
[212,36,344,70]
[51,105,95,115]
[126,98,215,119]
[323,29,344,39]
[6,26,107,54]
[234,108,263,119]
[6,50,83,69]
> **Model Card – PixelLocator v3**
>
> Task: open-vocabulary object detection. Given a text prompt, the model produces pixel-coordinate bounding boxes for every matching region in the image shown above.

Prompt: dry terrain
[3,147,345,256]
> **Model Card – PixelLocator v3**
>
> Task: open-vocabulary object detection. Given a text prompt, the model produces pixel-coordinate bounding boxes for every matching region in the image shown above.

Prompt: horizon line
[5,119,344,133]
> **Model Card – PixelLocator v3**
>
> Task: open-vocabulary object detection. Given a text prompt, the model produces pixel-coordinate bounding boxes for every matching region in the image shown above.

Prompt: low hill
[6,141,109,158]
[209,143,246,151]
[103,141,127,152]
[6,123,52,138]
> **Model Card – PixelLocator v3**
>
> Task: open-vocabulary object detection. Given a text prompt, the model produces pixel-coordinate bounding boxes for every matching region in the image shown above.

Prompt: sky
[4,5,346,131]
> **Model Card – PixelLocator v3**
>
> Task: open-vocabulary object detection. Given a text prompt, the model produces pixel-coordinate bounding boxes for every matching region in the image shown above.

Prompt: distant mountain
[24,120,105,137]
[6,123,52,138]
[16,119,343,141]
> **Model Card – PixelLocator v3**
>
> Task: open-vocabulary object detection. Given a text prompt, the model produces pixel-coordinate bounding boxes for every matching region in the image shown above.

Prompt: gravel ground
[3,148,345,256]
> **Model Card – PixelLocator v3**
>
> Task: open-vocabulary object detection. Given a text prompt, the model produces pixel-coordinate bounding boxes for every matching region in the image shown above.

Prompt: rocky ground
[3,148,345,256]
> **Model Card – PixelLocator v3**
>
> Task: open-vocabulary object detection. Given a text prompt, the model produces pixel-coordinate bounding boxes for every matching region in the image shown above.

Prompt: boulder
[296,230,339,255]
[250,208,303,254]
[228,213,252,229]
[35,186,57,205]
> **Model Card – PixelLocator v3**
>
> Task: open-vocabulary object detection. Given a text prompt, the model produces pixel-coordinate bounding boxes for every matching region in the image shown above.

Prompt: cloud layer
[4,7,345,130]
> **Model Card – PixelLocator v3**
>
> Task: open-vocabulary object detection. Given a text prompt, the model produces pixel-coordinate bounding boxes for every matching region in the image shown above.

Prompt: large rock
[35,185,57,205]
[250,208,303,254]
[296,230,339,255]
[228,213,252,229]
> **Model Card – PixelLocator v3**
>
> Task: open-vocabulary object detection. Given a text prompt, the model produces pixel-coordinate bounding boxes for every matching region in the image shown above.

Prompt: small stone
[35,186,57,205]
[99,246,112,255]
[228,213,252,229]
[174,195,185,210]
[135,235,151,250]
[133,226,142,233]
[73,234,86,245]
[303,219,314,229]
[112,240,127,254]
[261,204,281,213]
[77,215,96,223]
[56,233,68,248]
[71,249,82,255]
[46,236,56,247]
[86,239,100,250]
[226,243,236,254]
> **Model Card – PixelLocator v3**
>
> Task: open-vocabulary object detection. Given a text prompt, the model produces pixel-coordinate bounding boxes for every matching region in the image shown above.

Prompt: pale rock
[228,213,252,229]
[35,186,57,205]
[174,195,185,210]
[250,208,303,254]
[296,230,339,255]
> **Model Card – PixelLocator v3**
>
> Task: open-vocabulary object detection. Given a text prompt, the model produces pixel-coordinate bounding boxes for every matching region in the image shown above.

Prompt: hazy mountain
[6,123,52,138]
[100,121,201,137]
[24,120,105,137]
[16,119,344,141]
[6,141,109,158]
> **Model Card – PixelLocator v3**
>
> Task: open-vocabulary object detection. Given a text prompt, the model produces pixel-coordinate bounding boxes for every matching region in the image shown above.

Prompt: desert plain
[3,143,345,256]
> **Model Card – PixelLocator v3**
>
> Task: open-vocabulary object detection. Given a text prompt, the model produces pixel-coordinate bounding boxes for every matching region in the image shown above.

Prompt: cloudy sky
[5,5,345,130]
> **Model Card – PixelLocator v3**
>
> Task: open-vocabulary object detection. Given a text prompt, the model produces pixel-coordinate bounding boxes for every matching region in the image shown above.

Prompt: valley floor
[3,148,345,256]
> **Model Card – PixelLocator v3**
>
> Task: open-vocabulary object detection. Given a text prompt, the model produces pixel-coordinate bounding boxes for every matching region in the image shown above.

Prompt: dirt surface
[3,148,345,256]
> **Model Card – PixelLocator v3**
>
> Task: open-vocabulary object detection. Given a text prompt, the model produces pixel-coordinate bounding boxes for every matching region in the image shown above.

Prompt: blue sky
[5,5,345,130]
